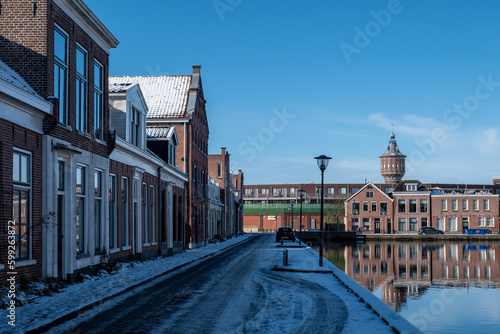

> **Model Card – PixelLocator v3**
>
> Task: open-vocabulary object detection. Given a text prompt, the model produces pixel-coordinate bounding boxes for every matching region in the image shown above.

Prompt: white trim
[15,259,37,267]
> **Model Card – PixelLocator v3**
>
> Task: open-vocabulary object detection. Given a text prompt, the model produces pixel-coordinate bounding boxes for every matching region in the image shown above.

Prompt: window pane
[76,47,86,76]
[13,153,20,182]
[54,28,67,63]
[94,62,102,89]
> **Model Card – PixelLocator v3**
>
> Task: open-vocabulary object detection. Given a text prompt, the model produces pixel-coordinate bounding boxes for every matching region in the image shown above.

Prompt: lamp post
[315,154,331,267]
[299,189,305,244]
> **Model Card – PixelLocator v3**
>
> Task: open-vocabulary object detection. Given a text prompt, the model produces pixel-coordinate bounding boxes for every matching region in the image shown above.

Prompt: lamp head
[299,189,305,199]
[314,155,332,171]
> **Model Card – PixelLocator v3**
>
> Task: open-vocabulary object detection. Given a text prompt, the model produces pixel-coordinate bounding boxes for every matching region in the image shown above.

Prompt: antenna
[391,123,394,133]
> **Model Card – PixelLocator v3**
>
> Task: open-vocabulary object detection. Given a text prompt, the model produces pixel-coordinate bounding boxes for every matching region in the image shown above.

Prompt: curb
[304,246,422,334]
[25,235,255,334]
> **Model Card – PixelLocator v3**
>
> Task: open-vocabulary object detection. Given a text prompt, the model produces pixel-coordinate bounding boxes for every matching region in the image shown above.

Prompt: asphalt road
[55,234,349,334]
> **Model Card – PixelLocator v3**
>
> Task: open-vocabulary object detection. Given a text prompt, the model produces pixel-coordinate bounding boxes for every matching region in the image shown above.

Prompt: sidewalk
[1,235,253,334]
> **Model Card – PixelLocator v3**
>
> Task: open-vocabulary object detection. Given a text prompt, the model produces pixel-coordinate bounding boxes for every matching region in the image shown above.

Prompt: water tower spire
[380,130,406,185]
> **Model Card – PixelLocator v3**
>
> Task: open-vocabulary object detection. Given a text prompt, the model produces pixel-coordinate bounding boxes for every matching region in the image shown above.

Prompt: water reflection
[315,240,500,333]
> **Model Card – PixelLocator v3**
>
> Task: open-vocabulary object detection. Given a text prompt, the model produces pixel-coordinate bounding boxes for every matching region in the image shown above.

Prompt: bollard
[283,249,288,266]
[281,238,284,246]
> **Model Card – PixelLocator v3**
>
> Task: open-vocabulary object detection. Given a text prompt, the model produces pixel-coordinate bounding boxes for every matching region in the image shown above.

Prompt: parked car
[418,226,444,235]
[276,226,295,242]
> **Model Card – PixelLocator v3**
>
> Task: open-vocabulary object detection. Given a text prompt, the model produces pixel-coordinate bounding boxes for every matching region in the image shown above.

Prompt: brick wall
[0,119,44,283]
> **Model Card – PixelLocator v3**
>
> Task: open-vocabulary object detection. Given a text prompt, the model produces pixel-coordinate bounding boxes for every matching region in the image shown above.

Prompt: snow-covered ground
[1,235,252,333]
[1,234,421,334]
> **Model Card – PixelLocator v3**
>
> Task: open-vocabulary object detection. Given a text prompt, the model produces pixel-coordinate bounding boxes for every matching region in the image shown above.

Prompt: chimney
[193,65,201,74]
[221,147,226,155]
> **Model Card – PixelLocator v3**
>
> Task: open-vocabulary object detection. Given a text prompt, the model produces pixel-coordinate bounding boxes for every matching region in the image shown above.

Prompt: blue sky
[86,0,500,185]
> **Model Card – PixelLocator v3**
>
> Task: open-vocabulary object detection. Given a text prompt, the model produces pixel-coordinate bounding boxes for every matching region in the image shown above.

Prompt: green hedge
[243,203,344,215]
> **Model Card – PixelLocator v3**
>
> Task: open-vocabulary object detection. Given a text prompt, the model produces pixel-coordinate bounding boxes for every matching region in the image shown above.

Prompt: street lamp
[314,154,332,267]
[299,189,305,244]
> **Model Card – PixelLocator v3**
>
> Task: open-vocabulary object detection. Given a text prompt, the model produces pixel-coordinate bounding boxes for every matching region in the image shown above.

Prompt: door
[57,195,64,279]
[462,217,469,232]
[375,218,381,234]
[387,218,392,234]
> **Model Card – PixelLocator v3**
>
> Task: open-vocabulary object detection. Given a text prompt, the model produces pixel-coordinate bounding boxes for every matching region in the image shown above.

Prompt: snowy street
[40,234,403,334]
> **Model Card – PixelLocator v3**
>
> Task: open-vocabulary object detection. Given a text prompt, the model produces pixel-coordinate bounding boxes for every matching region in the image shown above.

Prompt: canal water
[315,240,500,334]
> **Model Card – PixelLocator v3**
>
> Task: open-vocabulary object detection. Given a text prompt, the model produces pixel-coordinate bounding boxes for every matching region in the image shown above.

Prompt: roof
[146,126,173,139]
[109,76,192,118]
[380,132,406,158]
[392,180,429,192]
[0,59,40,97]
[345,182,393,202]
[108,82,135,93]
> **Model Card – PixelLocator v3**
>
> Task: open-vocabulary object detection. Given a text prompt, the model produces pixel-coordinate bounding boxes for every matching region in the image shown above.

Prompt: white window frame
[76,165,86,255]
[448,217,457,231]
[94,169,103,252]
[12,150,32,261]
[76,44,87,133]
[452,199,458,211]
[150,185,155,244]
[121,177,129,247]
[54,25,68,125]
[487,217,494,227]
[109,174,117,250]
[94,60,104,140]
[473,199,479,211]
[462,199,468,211]
[441,199,447,211]
[483,199,490,211]
[478,217,486,227]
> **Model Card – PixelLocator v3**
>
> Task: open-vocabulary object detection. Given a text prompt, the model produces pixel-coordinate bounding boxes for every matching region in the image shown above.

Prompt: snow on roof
[108,82,134,93]
[109,76,191,118]
[0,58,40,96]
[146,126,173,139]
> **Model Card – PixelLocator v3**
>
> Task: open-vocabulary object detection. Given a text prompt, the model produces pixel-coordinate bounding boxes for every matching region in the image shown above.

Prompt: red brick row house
[0,0,193,283]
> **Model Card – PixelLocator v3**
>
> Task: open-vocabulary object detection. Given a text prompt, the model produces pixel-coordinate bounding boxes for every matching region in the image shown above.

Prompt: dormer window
[130,107,141,147]
[169,140,176,166]
[406,184,417,191]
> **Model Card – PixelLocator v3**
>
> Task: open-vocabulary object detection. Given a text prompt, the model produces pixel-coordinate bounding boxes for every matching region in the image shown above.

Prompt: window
[217,163,222,178]
[168,141,176,166]
[406,184,417,191]
[409,199,417,213]
[452,199,458,211]
[109,175,117,249]
[281,188,287,196]
[366,191,374,198]
[273,188,279,196]
[150,186,155,243]
[483,199,489,211]
[351,187,359,194]
[94,170,102,252]
[54,27,68,124]
[380,202,387,216]
[362,218,370,231]
[462,199,468,211]
[398,245,406,259]
[371,202,377,212]
[420,199,428,213]
[398,199,406,213]
[385,187,392,194]
[290,187,297,195]
[362,202,369,212]
[410,245,418,260]
[449,217,457,231]
[94,61,103,140]
[421,217,428,227]
[327,187,335,195]
[76,46,87,132]
[473,199,479,211]
[244,188,252,196]
[352,202,360,215]
[130,107,141,147]
[261,188,269,196]
[338,187,347,195]
[487,217,494,227]
[76,166,86,255]
[409,218,417,231]
[441,199,447,211]
[12,151,31,260]
[437,217,445,231]
[121,177,129,246]
[142,183,148,244]
[351,218,359,230]
[478,217,486,227]
[398,218,406,231]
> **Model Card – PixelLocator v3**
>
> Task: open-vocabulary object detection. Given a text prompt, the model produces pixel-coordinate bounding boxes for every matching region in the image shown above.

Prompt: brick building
[0,59,53,282]
[1,0,119,281]
[110,67,210,248]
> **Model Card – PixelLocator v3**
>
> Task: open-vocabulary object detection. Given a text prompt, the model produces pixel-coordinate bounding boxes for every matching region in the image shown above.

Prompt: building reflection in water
[323,241,500,313]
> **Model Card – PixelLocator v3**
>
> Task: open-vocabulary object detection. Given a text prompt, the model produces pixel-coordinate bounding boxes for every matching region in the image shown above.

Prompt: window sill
[122,246,132,251]
[151,242,157,246]
[76,130,91,139]
[143,243,151,247]
[109,248,120,254]
[57,122,72,132]
[95,138,106,146]
[162,242,168,245]
[16,259,37,267]
[76,253,91,260]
